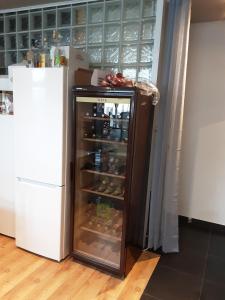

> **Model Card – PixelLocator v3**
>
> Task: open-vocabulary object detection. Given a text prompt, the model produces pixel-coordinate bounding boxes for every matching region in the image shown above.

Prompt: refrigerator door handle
[17,177,63,188]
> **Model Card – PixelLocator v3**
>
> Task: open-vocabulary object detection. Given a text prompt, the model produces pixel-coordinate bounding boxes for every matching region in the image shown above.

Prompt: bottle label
[76,97,130,104]
[55,55,60,67]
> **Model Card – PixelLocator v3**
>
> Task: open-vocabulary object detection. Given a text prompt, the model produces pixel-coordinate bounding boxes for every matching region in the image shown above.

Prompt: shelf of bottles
[73,96,131,269]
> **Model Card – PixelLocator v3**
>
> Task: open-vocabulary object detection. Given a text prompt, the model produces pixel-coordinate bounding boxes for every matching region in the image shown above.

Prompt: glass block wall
[0,0,157,82]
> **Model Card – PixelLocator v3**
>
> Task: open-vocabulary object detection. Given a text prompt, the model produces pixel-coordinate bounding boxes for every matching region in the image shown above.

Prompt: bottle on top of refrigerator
[39,38,50,67]
[26,50,34,68]
[51,30,61,67]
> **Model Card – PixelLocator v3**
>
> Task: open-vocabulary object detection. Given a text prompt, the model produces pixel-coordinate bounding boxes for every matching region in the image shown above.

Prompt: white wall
[179,21,225,225]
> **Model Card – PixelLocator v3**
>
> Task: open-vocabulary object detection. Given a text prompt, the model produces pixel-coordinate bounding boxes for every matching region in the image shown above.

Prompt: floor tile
[209,231,225,259]
[145,265,201,300]
[201,280,225,300]
[205,255,225,286]
[179,225,210,256]
[159,249,205,277]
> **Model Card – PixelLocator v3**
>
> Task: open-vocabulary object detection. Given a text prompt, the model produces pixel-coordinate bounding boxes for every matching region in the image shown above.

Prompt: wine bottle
[102,119,110,138]
[94,149,102,171]
[93,103,104,117]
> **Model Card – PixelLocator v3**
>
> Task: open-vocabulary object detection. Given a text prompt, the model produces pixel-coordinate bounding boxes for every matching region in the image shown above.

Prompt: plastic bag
[100,72,160,105]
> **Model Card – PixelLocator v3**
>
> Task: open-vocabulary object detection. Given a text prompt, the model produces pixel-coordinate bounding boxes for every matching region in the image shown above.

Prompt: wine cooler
[72,86,155,277]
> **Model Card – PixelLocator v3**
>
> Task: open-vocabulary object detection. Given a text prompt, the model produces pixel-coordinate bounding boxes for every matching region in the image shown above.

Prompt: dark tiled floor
[201,281,225,300]
[141,217,225,300]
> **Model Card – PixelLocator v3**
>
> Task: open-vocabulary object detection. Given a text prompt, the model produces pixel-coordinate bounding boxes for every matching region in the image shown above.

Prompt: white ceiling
[1,0,225,23]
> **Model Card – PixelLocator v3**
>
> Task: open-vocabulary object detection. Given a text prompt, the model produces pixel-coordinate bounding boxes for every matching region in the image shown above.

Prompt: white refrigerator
[0,76,15,238]
[13,49,87,261]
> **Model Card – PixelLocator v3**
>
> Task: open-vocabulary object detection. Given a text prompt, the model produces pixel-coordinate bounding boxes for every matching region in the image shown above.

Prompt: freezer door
[15,179,66,261]
[13,68,67,186]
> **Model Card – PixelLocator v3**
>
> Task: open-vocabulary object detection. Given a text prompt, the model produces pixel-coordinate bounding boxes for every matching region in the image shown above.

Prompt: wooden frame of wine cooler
[71,86,155,277]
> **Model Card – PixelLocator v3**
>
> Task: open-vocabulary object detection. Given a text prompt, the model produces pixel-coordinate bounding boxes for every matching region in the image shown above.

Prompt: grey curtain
[146,0,191,252]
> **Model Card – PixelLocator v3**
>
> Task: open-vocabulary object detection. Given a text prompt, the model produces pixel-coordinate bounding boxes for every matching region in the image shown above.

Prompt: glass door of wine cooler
[73,95,131,271]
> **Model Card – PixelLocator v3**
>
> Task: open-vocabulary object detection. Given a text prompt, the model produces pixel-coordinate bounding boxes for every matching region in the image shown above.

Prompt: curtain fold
[147,0,191,252]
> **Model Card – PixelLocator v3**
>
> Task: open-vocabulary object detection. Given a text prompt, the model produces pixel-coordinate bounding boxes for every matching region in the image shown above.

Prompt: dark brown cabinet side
[71,86,155,277]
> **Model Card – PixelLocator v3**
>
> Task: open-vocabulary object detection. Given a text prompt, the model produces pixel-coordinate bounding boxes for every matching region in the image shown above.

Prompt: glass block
[31,49,40,61]
[73,6,86,25]
[58,29,71,46]
[0,52,5,67]
[0,18,4,34]
[140,44,153,63]
[30,31,42,49]
[138,67,152,82]
[142,21,155,40]
[31,12,42,30]
[6,35,17,50]
[43,30,54,47]
[122,67,137,80]
[72,27,86,45]
[123,0,140,20]
[88,47,102,64]
[122,45,137,64]
[105,1,121,22]
[143,0,156,17]
[88,4,103,24]
[43,10,56,28]
[6,51,17,65]
[88,26,103,44]
[18,14,29,31]
[109,66,119,74]
[123,23,139,41]
[0,36,4,50]
[18,33,29,49]
[105,24,120,43]
[18,50,27,63]
[5,16,16,33]
[74,46,86,53]
[58,8,71,27]
[104,47,119,64]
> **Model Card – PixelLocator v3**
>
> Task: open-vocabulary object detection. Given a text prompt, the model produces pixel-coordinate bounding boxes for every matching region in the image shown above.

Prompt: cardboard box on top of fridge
[74,68,108,86]
[91,69,108,86]
[74,68,93,85]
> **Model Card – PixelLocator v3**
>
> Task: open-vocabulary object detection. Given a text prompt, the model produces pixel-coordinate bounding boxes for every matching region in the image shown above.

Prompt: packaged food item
[101,73,133,87]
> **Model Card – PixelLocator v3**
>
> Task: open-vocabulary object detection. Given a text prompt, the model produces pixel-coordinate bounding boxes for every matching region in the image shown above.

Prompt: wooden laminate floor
[0,235,159,300]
